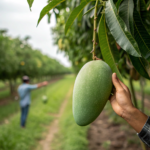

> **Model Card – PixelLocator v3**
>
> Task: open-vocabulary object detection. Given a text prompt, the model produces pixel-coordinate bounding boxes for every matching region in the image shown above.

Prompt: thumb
[112,73,123,92]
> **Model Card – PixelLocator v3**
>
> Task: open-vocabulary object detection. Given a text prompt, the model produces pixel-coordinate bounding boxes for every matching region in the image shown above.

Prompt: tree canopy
[0,30,70,81]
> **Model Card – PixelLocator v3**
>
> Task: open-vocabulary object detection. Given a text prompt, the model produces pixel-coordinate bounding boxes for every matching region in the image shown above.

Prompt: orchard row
[0,30,70,93]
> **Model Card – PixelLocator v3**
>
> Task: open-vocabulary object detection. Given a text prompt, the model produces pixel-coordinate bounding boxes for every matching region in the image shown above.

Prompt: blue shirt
[18,83,38,107]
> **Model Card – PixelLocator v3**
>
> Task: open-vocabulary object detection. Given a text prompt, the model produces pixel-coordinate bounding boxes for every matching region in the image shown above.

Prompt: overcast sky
[0,0,71,67]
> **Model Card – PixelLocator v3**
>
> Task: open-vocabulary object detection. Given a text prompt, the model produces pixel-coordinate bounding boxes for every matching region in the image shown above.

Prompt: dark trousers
[20,105,29,127]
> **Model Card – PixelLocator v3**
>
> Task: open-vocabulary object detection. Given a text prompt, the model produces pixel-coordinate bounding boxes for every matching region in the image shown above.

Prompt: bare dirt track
[38,87,72,150]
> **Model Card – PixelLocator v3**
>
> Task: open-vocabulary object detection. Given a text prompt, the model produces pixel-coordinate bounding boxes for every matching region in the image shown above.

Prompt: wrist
[122,106,148,133]
[122,106,138,121]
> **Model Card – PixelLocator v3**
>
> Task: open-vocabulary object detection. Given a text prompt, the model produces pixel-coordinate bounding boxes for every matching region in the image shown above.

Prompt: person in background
[18,76,48,128]
[110,73,150,147]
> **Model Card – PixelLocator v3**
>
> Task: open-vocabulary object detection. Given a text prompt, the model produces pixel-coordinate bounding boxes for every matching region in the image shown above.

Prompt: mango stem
[92,0,99,60]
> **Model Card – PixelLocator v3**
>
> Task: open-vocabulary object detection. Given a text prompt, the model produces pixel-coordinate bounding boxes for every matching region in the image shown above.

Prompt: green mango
[73,60,112,126]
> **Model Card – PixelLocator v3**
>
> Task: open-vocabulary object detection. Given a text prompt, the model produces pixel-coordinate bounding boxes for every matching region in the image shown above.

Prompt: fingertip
[112,72,117,78]
[112,73,118,82]
[112,73,122,90]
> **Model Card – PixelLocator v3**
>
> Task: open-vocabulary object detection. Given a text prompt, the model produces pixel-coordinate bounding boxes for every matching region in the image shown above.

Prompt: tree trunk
[13,79,17,94]
[9,80,13,95]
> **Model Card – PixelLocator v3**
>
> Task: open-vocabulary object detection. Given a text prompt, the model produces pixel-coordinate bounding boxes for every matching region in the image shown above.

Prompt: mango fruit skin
[73,60,112,126]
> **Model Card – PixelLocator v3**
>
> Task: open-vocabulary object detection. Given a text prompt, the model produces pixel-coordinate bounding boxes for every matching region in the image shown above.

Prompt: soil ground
[88,111,146,150]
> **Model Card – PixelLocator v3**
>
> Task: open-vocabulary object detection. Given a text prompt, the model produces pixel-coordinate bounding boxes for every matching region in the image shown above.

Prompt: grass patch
[0,89,10,99]
[0,82,6,89]
[52,89,89,150]
[0,101,20,123]
[0,75,75,150]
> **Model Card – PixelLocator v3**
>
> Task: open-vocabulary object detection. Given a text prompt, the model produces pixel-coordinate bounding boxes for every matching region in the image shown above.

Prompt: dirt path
[0,77,62,106]
[38,87,72,150]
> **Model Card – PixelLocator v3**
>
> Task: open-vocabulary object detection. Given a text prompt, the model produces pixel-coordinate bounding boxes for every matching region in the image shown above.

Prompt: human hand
[42,81,48,86]
[109,73,134,118]
[109,73,148,133]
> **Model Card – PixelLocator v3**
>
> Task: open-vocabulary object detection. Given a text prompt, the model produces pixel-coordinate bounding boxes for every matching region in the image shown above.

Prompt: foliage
[27,0,34,10]
[52,9,95,73]
[0,76,74,150]
[0,101,19,123]
[27,0,150,81]
[0,89,10,99]
[98,14,123,81]
[0,31,70,82]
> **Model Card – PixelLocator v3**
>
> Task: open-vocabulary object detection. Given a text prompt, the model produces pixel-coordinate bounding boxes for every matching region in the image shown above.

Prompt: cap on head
[22,76,29,83]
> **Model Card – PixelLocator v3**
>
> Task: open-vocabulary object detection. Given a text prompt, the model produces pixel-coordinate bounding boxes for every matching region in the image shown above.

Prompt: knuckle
[124,87,128,91]
[118,89,124,92]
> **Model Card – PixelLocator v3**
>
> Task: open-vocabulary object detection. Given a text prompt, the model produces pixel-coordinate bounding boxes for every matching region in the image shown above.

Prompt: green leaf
[146,0,150,8]
[83,4,102,16]
[83,6,95,16]
[105,0,141,57]
[116,0,123,10]
[129,55,150,79]
[119,0,134,35]
[140,8,150,35]
[140,0,147,10]
[98,14,123,81]
[37,0,65,26]
[65,0,91,34]
[134,10,150,62]
[47,12,51,24]
[27,0,34,10]
[113,0,119,3]
[78,9,83,21]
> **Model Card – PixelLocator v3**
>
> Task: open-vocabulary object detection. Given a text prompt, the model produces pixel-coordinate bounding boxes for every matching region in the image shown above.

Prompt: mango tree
[29,0,150,106]
[0,30,69,95]
[27,0,150,149]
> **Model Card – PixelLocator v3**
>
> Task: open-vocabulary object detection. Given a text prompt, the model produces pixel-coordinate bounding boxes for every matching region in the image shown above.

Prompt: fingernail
[114,73,117,79]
